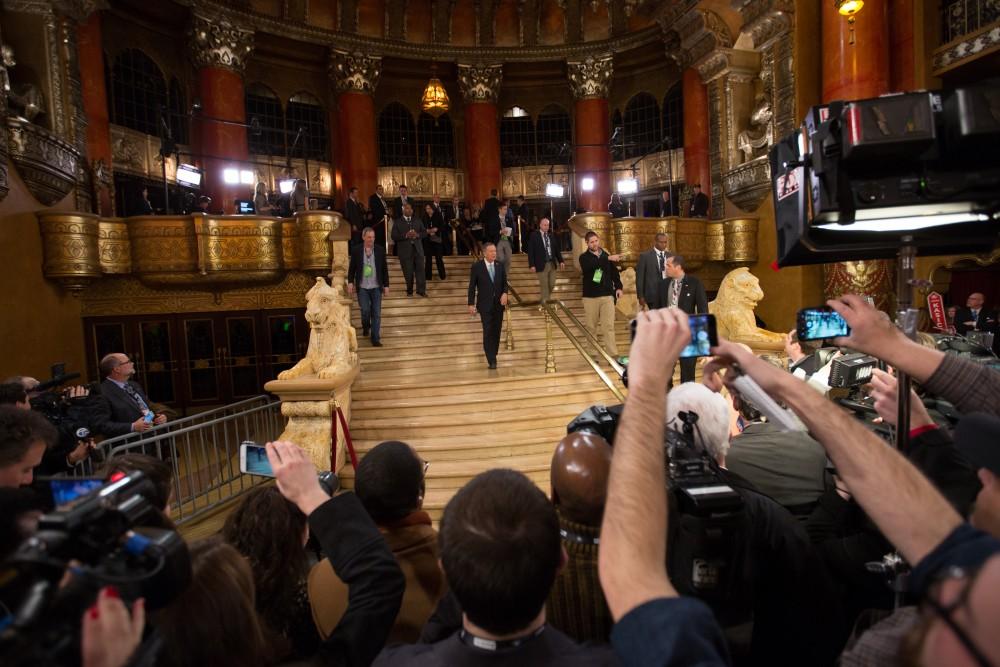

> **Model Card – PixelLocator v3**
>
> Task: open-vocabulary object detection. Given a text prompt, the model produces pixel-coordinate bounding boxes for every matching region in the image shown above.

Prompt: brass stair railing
[539,300,626,402]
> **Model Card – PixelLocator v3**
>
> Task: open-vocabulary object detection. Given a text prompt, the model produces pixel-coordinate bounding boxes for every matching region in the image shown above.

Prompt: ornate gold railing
[36,210,349,293]
[540,300,626,402]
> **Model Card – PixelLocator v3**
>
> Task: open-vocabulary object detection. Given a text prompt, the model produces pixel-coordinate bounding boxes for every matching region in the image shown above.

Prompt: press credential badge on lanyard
[363,264,374,278]
[592,267,603,283]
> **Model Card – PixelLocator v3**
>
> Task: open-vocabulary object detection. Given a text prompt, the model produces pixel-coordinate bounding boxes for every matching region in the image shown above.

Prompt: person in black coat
[369,184,390,248]
[393,185,413,221]
[348,227,390,346]
[658,188,680,217]
[344,187,365,249]
[607,193,628,218]
[664,254,708,383]
[422,203,447,281]
[688,183,710,218]
[481,190,502,244]
[467,243,508,369]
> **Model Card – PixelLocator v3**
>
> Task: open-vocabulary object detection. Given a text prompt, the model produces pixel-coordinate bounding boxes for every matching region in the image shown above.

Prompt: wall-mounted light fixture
[835,0,864,45]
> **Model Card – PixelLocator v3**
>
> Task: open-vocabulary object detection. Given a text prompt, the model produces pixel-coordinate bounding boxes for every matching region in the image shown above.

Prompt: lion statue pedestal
[264,277,360,472]
[708,267,786,353]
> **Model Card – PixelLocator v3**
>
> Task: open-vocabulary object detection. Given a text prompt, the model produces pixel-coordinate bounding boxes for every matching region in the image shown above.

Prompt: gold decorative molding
[38,211,102,293]
[97,218,131,274]
[568,213,757,274]
[79,270,318,317]
[933,22,1000,77]
[722,216,758,264]
[188,11,255,73]
[38,211,349,293]
[824,260,896,312]
[457,63,503,104]
[7,116,80,205]
[329,50,381,95]
[377,167,463,199]
[567,54,613,100]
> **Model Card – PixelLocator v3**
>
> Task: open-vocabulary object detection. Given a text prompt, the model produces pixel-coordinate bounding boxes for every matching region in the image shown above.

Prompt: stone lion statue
[709,268,785,350]
[617,267,638,318]
[278,277,358,380]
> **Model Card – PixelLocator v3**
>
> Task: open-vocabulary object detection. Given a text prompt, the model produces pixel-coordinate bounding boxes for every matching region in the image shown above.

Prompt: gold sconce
[836,0,864,45]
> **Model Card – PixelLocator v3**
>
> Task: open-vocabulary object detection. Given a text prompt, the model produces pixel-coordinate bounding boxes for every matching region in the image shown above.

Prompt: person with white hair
[662,379,844,664]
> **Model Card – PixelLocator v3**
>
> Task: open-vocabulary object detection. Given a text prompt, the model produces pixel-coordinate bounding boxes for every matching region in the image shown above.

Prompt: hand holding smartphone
[239,441,274,477]
[796,307,851,341]
[629,313,718,359]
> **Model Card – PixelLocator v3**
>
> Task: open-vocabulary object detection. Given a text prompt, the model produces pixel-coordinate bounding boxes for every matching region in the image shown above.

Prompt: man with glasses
[91,352,167,437]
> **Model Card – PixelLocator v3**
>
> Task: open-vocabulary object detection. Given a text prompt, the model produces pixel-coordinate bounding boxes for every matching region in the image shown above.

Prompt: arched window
[287,92,328,161]
[536,105,571,165]
[168,78,189,145]
[623,93,660,159]
[109,49,167,137]
[662,84,683,150]
[417,112,455,168]
[500,107,535,168]
[245,83,285,156]
[610,108,624,161]
[378,103,417,166]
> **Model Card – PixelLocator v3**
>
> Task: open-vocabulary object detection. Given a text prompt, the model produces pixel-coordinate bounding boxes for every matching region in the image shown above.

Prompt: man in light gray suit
[635,233,671,311]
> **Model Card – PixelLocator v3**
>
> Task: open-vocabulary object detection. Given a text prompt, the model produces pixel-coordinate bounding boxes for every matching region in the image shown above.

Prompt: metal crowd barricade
[70,395,284,525]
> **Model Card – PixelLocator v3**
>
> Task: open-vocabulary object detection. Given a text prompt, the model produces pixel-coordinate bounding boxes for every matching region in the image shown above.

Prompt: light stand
[894,236,920,451]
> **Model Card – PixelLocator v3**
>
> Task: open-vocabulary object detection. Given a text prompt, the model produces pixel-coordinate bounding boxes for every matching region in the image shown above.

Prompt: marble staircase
[340,252,632,520]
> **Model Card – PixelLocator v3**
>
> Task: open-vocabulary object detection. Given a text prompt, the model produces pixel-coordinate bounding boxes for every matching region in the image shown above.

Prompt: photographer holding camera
[2,377,96,474]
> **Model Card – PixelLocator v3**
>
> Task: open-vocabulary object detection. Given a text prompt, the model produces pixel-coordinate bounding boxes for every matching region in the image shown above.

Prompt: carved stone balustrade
[37,210,349,293]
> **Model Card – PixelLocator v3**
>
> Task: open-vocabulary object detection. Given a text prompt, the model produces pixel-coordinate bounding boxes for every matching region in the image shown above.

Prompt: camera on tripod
[0,472,191,666]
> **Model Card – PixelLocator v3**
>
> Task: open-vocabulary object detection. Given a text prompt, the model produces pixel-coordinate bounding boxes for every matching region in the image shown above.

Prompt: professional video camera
[0,472,191,666]
[568,404,751,626]
[28,363,96,450]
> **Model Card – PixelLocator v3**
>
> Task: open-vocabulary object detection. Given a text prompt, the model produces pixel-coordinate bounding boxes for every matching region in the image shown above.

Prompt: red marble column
[337,92,378,202]
[889,0,916,92]
[682,67,710,201]
[458,64,503,207]
[821,0,889,103]
[463,102,501,206]
[330,52,381,208]
[574,97,610,212]
[77,12,113,215]
[189,14,254,214]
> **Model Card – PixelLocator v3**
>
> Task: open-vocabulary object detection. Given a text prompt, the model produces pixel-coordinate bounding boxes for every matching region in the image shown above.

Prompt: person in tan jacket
[308,440,446,644]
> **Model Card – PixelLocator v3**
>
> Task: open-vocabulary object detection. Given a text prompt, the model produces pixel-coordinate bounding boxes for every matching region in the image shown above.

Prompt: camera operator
[665,382,845,664]
[705,332,1000,667]
[6,377,97,475]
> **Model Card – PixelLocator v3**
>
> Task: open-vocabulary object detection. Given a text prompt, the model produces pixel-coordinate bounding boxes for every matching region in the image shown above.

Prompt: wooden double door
[83,309,308,413]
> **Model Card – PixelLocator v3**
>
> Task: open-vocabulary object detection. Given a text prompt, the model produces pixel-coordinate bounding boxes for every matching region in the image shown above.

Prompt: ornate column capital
[737,0,794,49]
[457,63,503,104]
[566,54,613,100]
[329,50,382,94]
[188,12,255,73]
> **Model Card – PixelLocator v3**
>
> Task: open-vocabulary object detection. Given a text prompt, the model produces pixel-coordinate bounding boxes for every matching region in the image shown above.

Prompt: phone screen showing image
[680,314,718,359]
[797,308,850,341]
[49,478,104,508]
[240,442,274,477]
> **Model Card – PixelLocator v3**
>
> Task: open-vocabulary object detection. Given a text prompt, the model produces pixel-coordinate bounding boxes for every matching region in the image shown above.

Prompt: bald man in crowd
[546,431,615,644]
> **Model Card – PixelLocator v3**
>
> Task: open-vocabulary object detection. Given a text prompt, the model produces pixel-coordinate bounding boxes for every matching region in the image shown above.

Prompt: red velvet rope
[331,403,359,472]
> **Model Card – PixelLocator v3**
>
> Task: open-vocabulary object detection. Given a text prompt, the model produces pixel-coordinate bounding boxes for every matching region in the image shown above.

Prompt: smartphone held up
[629,313,718,359]
[796,307,851,341]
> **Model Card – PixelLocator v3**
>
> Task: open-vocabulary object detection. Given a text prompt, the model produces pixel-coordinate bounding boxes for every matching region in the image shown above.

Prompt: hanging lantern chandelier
[835,0,864,45]
[421,65,450,119]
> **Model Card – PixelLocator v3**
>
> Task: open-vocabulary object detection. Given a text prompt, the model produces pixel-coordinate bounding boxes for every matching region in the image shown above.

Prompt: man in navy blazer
[468,243,509,369]
[665,254,709,384]
[91,353,166,438]
[526,217,565,303]
[348,227,391,346]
